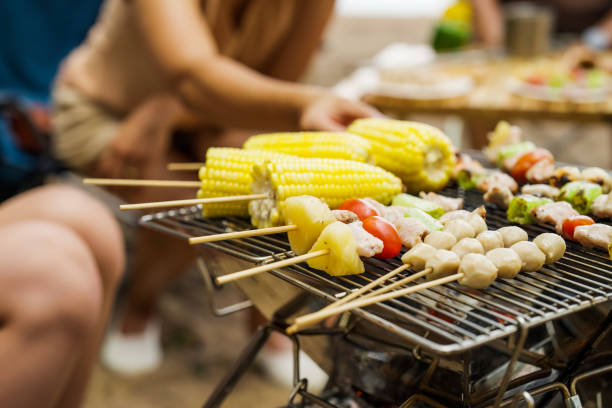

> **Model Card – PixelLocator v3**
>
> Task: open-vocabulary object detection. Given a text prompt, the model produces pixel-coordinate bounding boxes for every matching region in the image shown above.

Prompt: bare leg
[0,186,124,408]
[0,221,102,408]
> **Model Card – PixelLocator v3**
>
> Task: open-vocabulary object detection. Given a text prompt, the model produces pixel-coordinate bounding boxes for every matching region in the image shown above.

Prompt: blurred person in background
[0,185,124,408]
[472,0,612,50]
[52,0,378,377]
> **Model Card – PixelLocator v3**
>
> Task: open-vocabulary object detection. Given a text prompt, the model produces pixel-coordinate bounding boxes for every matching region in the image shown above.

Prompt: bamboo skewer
[83,178,201,188]
[167,162,205,171]
[119,193,267,211]
[189,224,298,244]
[216,249,330,285]
[286,272,463,334]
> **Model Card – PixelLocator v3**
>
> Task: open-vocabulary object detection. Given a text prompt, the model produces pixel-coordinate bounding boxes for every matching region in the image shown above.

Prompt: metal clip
[287,379,308,405]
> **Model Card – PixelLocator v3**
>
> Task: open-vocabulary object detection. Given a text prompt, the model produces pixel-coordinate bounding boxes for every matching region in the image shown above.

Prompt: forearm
[471,0,504,47]
[175,55,323,130]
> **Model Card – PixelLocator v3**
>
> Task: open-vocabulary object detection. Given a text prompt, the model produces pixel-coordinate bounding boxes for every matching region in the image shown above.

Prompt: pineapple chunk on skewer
[307,221,365,276]
[284,196,336,255]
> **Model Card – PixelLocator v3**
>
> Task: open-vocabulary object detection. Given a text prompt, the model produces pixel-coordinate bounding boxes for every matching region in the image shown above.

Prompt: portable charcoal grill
[141,184,612,408]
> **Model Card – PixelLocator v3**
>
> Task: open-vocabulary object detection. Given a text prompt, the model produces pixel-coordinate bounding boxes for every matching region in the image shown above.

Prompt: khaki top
[57,0,300,114]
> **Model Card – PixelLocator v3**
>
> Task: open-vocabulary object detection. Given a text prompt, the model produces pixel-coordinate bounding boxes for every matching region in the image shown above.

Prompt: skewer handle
[119,193,268,211]
[189,224,298,244]
[286,272,463,334]
[167,162,205,171]
[83,178,201,188]
[216,249,329,285]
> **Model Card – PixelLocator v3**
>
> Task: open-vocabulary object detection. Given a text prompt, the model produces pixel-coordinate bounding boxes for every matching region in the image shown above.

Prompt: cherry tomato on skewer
[362,216,402,259]
[562,215,595,240]
[511,148,554,183]
[338,198,380,221]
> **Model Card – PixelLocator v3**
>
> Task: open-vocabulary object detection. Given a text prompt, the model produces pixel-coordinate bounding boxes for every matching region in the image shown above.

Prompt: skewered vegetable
[362,216,402,259]
[496,141,535,168]
[457,169,488,190]
[511,148,553,183]
[477,230,504,252]
[404,207,443,232]
[249,157,402,228]
[486,248,522,279]
[498,226,528,247]
[507,195,553,224]
[198,148,291,217]
[561,215,595,240]
[284,196,336,255]
[424,231,457,250]
[557,181,603,215]
[458,254,498,289]
[392,193,445,218]
[401,243,436,270]
[510,241,546,272]
[533,233,566,264]
[338,198,380,221]
[243,132,372,162]
[348,118,455,192]
[307,221,364,276]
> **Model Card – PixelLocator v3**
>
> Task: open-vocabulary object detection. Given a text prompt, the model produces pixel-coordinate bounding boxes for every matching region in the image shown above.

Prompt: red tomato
[526,75,545,86]
[511,148,554,183]
[338,198,380,221]
[362,216,402,259]
[562,215,595,240]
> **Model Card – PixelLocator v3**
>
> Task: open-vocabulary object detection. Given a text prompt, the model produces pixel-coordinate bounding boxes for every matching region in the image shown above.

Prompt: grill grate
[140,185,612,355]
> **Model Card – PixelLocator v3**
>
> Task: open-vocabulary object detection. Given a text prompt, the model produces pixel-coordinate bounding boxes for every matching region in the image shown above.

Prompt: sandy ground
[83,15,612,408]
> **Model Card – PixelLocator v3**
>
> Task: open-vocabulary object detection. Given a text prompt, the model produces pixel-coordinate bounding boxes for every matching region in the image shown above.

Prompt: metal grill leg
[493,321,529,407]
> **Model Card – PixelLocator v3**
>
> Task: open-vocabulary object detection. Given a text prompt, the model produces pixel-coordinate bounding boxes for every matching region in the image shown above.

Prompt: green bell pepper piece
[457,170,488,190]
[404,207,443,232]
[496,141,536,167]
[392,193,445,218]
[507,195,553,225]
[557,181,602,215]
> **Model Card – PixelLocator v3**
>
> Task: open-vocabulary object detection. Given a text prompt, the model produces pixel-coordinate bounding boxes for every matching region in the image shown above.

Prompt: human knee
[2,221,103,338]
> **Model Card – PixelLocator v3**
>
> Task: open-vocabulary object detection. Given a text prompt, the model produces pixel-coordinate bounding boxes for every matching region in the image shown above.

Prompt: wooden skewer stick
[167,162,205,171]
[119,193,267,211]
[286,272,463,334]
[216,249,329,285]
[84,178,201,188]
[189,224,298,244]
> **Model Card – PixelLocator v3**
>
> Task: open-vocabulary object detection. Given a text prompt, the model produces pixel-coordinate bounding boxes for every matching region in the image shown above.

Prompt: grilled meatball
[486,248,522,278]
[510,241,546,272]
[467,213,488,235]
[401,243,436,270]
[443,219,475,241]
[451,238,484,259]
[425,250,461,281]
[424,231,457,250]
[477,230,504,252]
[533,233,566,264]
[458,254,498,289]
[497,226,528,247]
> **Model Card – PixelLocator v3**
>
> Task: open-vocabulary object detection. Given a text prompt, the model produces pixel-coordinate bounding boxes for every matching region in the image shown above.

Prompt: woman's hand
[299,93,382,131]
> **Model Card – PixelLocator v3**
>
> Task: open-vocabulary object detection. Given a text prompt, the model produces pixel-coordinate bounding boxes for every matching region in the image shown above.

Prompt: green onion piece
[404,207,443,232]
[496,141,536,167]
[392,193,445,218]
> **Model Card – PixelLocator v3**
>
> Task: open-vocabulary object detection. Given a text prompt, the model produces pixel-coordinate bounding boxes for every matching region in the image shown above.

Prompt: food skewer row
[286,230,565,334]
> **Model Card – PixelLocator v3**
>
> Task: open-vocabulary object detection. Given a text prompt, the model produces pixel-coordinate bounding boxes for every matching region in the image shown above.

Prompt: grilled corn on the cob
[243,132,372,162]
[348,118,455,193]
[198,148,291,217]
[249,157,403,228]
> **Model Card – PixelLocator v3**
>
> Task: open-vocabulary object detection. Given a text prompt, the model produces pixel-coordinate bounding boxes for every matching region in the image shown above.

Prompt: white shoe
[257,348,329,394]
[101,319,163,375]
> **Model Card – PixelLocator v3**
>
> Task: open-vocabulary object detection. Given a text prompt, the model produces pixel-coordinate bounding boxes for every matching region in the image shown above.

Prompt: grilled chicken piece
[394,217,428,249]
[580,167,610,186]
[332,209,359,224]
[453,153,486,179]
[526,160,555,184]
[346,221,384,257]
[530,201,579,233]
[550,166,581,187]
[419,192,464,212]
[591,194,612,219]
[521,184,560,199]
[477,172,518,194]
[484,186,513,209]
[574,223,612,250]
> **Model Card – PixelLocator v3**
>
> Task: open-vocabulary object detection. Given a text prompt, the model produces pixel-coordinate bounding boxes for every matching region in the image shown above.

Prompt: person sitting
[0,185,124,408]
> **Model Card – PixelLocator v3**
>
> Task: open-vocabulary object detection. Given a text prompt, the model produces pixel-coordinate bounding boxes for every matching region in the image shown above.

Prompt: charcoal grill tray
[140,185,612,356]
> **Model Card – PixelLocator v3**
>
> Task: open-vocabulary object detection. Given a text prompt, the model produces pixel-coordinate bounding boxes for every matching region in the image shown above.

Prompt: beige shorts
[52,85,120,171]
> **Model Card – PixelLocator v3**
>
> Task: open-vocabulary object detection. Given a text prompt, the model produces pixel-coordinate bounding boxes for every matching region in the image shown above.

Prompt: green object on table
[404,207,443,232]
[496,141,536,167]
[557,181,602,215]
[432,20,471,51]
[392,193,445,218]
[549,75,566,88]
[586,69,606,89]
[457,170,488,190]
[507,195,553,224]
